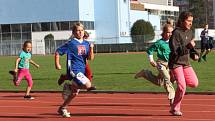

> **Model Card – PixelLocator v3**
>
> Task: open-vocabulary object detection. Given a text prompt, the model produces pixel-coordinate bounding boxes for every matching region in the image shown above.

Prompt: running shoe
[58,107,71,118]
[202,55,207,61]
[24,95,35,100]
[169,110,182,116]
[87,86,96,91]
[9,71,17,86]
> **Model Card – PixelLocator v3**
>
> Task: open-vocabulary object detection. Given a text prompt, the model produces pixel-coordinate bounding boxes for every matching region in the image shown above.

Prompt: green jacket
[147,39,170,62]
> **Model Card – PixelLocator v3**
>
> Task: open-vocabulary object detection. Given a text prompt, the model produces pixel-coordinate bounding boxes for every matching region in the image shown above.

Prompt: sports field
[0,51,215,93]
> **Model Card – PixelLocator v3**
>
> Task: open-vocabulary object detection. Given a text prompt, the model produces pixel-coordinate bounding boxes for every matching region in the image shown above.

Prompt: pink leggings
[16,69,33,88]
[171,66,198,112]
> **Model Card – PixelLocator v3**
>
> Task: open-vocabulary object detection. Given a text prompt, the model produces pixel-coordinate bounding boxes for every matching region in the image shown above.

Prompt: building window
[12,33,21,40]
[61,21,69,30]
[51,22,59,31]
[32,23,42,32]
[41,22,51,31]
[22,24,31,32]
[1,24,11,33]
[2,33,11,40]
[22,32,31,40]
[80,21,94,30]
[11,24,21,32]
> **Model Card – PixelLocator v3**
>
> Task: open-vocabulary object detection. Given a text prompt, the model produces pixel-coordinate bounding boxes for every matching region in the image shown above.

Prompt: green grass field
[0,51,215,92]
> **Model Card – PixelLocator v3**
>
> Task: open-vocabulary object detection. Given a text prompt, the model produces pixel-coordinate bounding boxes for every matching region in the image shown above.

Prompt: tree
[130,19,155,43]
[189,0,206,28]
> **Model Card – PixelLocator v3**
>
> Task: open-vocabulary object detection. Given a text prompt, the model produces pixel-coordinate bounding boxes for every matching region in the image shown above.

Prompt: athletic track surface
[0,92,214,121]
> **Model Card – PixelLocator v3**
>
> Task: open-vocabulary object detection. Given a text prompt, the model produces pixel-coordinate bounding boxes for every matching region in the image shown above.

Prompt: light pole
[205,0,208,24]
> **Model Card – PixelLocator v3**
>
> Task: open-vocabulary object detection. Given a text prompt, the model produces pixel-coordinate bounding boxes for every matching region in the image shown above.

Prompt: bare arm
[14,58,21,72]
[88,43,94,60]
[55,51,61,70]
[30,60,40,68]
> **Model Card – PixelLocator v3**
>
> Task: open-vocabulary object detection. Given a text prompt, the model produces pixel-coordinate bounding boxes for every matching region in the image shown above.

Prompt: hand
[150,61,157,67]
[14,68,18,73]
[187,39,196,48]
[90,43,94,48]
[56,64,62,70]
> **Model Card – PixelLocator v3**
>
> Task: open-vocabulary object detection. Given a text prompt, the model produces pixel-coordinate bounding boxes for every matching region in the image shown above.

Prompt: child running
[169,11,199,116]
[9,40,39,100]
[57,31,96,91]
[55,22,94,118]
[134,24,175,106]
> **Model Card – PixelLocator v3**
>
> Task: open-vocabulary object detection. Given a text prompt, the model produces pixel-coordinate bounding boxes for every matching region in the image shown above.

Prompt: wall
[79,0,94,21]
[0,0,79,24]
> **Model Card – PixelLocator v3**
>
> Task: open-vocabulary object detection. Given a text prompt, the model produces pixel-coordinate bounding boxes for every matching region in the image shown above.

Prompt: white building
[0,0,179,55]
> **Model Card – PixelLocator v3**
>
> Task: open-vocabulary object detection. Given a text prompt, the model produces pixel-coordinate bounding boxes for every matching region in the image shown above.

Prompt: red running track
[0,92,214,121]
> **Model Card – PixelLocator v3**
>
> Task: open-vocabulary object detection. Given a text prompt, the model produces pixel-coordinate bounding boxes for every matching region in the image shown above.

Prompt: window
[2,33,11,40]
[51,22,59,31]
[12,33,21,40]
[61,21,69,30]
[22,24,31,32]
[69,21,78,30]
[80,21,94,30]
[22,32,31,40]
[1,24,11,33]
[32,23,42,32]
[41,22,51,31]
[11,24,21,32]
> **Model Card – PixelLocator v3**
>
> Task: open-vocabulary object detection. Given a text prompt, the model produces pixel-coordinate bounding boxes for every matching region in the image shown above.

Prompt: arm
[147,42,158,67]
[88,43,94,60]
[14,57,21,72]
[30,60,39,68]
[55,51,61,70]
[54,42,69,70]
[187,39,196,49]
[169,31,189,56]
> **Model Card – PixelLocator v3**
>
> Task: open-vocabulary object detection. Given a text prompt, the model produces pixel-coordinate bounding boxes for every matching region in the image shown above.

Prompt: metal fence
[0,36,206,56]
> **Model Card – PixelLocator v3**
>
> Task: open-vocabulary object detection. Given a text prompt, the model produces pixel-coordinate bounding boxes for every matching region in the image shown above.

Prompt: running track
[0,92,214,121]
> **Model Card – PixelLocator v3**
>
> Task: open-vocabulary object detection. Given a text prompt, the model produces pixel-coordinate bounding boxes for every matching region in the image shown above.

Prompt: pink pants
[171,66,198,112]
[16,69,33,88]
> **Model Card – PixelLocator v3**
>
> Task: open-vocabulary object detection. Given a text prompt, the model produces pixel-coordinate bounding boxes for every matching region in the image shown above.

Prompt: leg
[85,61,93,81]
[9,71,17,84]
[58,72,91,118]
[202,49,210,61]
[59,82,79,118]
[161,67,175,106]
[58,74,67,85]
[16,69,25,86]
[183,67,198,88]
[24,69,34,99]
[199,43,206,62]
[85,62,96,91]
[135,69,162,86]
[171,66,186,115]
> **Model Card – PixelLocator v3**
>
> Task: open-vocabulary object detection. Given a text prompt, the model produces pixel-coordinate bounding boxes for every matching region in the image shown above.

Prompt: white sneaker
[58,107,71,118]
[169,110,182,116]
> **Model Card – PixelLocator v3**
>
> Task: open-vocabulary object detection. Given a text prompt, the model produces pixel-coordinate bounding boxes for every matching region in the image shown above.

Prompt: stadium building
[0,0,178,55]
